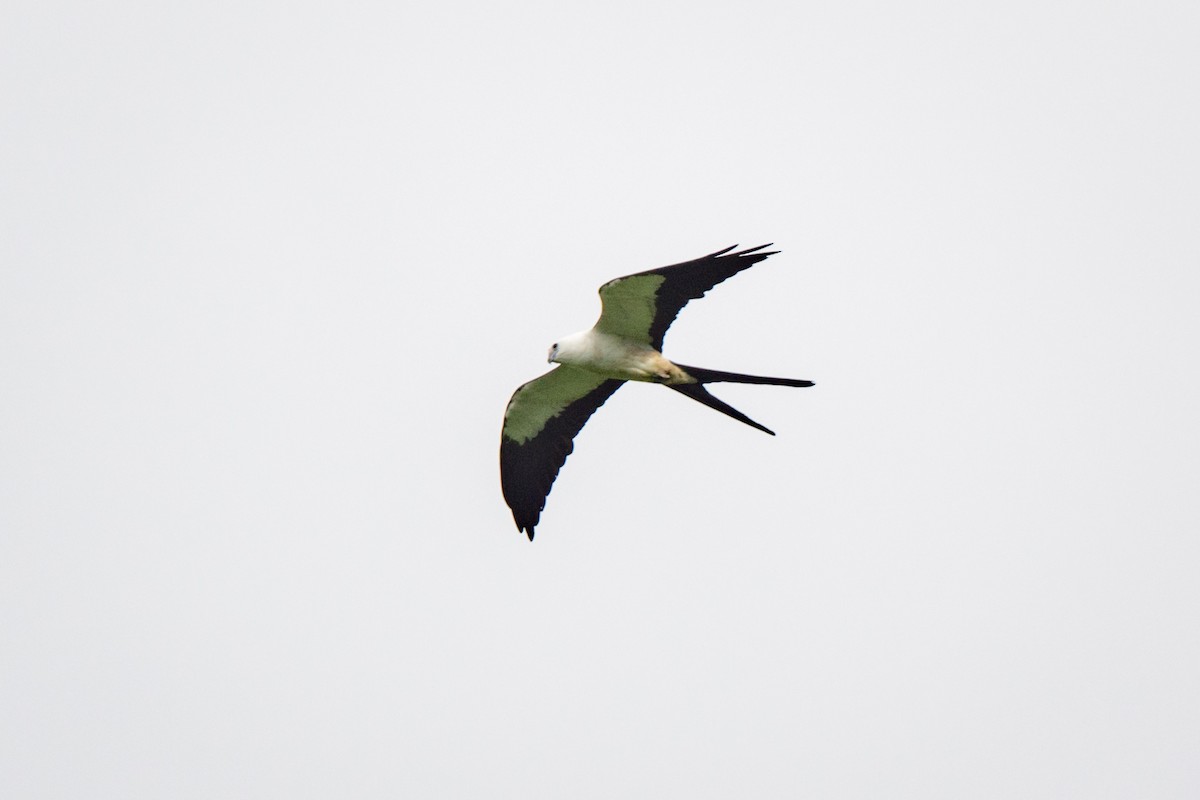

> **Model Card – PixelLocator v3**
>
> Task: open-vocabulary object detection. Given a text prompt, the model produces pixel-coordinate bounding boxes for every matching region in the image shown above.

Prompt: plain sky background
[2,1,1198,797]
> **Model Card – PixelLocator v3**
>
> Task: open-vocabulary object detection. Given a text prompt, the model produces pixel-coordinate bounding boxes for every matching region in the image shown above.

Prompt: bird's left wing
[594,244,779,349]
[501,366,625,539]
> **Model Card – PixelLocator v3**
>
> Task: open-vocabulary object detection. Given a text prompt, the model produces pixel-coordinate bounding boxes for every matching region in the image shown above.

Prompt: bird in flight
[500,244,814,539]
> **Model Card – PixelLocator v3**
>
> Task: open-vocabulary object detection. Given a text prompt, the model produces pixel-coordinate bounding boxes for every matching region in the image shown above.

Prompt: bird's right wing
[500,366,624,539]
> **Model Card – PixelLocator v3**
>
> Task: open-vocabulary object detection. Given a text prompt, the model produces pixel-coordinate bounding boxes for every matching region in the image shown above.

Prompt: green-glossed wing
[595,244,778,349]
[500,366,624,539]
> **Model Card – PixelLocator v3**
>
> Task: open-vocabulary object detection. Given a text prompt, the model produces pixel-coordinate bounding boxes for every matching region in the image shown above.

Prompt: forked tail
[667,364,814,435]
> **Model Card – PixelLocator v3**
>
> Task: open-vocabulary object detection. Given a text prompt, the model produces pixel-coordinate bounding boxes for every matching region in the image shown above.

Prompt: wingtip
[711,243,780,260]
[737,243,777,256]
[513,516,536,540]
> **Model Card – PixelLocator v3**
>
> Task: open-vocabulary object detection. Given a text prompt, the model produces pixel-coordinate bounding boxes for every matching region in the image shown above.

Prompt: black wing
[595,244,779,350]
[500,366,625,540]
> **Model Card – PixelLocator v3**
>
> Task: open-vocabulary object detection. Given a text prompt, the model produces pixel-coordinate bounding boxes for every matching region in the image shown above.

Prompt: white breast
[556,329,668,381]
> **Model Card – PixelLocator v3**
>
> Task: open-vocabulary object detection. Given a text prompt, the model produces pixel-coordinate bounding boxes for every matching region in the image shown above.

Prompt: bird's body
[550,330,692,384]
[500,244,814,539]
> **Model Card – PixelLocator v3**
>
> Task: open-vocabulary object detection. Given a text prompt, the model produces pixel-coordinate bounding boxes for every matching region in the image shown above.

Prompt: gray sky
[3,1,1198,797]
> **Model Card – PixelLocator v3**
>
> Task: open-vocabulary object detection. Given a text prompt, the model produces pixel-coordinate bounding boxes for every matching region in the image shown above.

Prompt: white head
[547,331,589,364]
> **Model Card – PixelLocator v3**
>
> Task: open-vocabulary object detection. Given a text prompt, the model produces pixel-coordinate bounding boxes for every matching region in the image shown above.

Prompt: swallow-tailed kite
[500,244,814,539]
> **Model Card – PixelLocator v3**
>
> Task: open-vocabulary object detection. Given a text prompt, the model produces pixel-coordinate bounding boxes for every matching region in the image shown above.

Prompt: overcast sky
[3,1,1198,797]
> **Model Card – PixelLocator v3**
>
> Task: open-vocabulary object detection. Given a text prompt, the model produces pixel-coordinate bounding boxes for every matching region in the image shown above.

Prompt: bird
[500,244,814,539]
